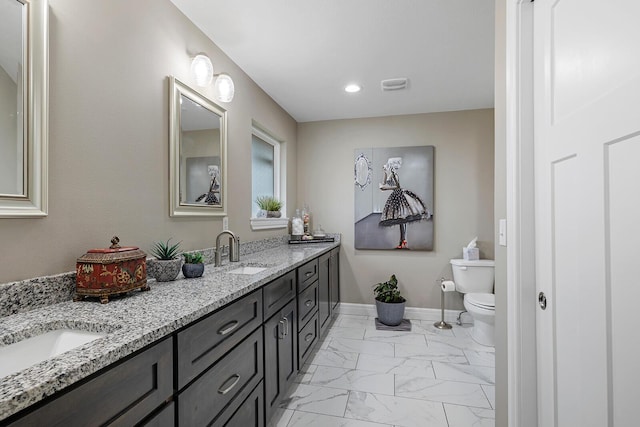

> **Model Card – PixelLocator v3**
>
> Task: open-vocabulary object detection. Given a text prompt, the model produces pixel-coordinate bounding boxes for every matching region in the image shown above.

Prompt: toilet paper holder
[434,278,453,330]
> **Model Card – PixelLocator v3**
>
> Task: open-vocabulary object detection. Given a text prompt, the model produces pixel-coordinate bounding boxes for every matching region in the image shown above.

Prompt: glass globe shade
[214,73,235,102]
[191,54,213,87]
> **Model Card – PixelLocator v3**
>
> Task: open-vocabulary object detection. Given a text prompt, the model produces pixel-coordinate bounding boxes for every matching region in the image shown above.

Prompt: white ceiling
[170,0,495,123]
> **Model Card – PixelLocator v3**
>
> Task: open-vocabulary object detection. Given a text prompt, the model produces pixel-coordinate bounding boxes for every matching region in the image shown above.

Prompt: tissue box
[463,247,480,261]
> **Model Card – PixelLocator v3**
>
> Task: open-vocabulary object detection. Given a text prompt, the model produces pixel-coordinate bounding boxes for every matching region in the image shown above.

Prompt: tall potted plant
[149,239,182,282]
[373,274,406,326]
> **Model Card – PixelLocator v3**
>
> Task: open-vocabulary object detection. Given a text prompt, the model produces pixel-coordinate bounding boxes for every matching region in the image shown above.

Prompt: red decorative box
[74,236,149,304]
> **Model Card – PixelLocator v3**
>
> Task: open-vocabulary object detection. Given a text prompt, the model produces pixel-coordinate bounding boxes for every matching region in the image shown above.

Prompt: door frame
[505,0,537,425]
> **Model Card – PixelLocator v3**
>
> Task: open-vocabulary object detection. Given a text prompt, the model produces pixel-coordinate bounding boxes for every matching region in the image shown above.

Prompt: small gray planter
[149,258,182,282]
[375,299,406,326]
[182,263,204,278]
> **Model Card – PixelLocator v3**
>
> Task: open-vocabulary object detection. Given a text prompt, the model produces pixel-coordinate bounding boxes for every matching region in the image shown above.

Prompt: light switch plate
[222,216,229,230]
[499,219,507,246]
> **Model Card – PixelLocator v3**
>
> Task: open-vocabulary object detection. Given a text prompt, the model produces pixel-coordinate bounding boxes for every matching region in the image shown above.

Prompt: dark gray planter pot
[182,263,204,278]
[266,210,282,218]
[375,299,406,326]
[150,258,182,282]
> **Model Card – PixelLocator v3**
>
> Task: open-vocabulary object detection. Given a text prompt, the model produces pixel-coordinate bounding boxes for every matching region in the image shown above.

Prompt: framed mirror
[0,0,48,217]
[169,76,227,217]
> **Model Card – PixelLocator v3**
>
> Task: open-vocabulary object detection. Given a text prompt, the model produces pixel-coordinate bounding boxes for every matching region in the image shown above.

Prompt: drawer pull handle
[305,271,313,277]
[218,320,239,335]
[304,300,313,307]
[218,374,241,395]
[283,316,289,336]
[305,333,314,342]
[279,319,285,338]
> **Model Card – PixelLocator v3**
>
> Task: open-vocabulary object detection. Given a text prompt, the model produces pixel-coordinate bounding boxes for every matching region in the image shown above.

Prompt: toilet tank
[450,259,495,293]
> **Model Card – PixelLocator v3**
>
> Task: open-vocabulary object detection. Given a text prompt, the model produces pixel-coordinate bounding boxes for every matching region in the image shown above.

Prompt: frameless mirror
[0,0,48,218]
[169,76,227,217]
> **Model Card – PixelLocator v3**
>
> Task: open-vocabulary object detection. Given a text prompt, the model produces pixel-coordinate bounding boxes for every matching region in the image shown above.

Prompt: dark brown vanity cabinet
[263,298,297,423]
[7,338,174,427]
[330,248,340,311]
[318,252,331,336]
[318,248,340,337]
[5,247,340,427]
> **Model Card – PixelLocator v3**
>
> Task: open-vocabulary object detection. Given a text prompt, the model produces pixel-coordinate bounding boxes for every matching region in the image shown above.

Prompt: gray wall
[297,109,494,310]
[494,0,508,425]
[0,0,298,283]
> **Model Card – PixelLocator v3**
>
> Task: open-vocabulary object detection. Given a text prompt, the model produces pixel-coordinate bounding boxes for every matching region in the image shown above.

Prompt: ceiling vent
[381,78,408,91]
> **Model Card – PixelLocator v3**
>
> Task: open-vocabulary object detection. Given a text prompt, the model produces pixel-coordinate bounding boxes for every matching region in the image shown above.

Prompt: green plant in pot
[149,239,182,282]
[373,274,406,326]
[256,196,283,218]
[182,251,205,278]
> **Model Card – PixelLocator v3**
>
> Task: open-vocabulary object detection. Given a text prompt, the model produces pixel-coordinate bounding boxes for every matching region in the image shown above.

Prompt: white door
[534,1,640,426]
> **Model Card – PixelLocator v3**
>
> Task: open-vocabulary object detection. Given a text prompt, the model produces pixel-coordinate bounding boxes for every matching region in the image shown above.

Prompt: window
[250,125,287,229]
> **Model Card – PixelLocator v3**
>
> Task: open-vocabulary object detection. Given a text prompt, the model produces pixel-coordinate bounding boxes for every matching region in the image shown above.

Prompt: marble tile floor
[270,313,495,427]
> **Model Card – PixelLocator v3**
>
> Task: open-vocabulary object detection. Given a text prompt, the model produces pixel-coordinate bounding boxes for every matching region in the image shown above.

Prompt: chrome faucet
[215,230,240,267]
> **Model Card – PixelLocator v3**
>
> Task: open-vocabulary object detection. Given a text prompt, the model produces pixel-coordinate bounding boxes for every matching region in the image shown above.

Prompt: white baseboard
[336,302,464,323]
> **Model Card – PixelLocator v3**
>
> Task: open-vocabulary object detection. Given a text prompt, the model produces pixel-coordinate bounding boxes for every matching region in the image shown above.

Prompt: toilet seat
[465,293,495,310]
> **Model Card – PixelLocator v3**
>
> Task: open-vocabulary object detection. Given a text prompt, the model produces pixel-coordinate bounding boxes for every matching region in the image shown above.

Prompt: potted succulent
[256,196,283,218]
[182,252,205,278]
[373,274,406,326]
[149,238,182,282]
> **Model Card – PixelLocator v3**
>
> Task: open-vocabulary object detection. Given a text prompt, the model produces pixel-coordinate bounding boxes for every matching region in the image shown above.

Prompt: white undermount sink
[227,266,268,275]
[0,329,106,379]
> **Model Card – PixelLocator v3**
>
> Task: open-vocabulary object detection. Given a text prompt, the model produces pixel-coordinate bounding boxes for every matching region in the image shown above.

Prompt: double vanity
[0,237,340,426]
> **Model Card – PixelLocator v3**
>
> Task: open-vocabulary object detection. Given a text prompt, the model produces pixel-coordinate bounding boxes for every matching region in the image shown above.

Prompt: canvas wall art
[354,146,434,250]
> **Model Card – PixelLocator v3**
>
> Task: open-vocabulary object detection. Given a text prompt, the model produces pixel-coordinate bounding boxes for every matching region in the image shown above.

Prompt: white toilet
[450,259,495,346]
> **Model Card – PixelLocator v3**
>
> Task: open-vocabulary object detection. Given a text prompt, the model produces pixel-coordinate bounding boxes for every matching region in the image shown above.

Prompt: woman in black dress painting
[379,157,431,249]
[196,165,220,205]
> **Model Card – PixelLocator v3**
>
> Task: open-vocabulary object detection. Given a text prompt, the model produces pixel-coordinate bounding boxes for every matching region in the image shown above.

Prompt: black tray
[288,236,335,244]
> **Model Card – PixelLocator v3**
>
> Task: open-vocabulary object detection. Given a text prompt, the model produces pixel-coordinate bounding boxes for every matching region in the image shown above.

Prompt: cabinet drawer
[298,313,319,367]
[217,381,264,427]
[297,259,318,292]
[8,338,173,427]
[178,327,264,426]
[298,280,318,330]
[263,270,295,320]
[177,289,262,389]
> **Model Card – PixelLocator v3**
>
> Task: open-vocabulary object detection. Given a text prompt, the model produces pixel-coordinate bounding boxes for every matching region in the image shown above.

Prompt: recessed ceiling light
[344,84,361,93]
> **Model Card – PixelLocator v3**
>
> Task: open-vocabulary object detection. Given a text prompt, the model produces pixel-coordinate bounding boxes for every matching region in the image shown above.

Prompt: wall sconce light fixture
[191,54,214,87]
[190,53,235,103]
[214,73,235,103]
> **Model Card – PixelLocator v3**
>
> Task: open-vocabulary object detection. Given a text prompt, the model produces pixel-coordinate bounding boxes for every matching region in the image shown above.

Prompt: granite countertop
[0,239,339,421]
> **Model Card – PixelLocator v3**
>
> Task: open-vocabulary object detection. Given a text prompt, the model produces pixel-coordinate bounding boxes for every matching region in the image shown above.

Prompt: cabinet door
[330,248,340,311]
[318,252,331,336]
[140,402,174,427]
[8,338,173,427]
[264,299,297,422]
